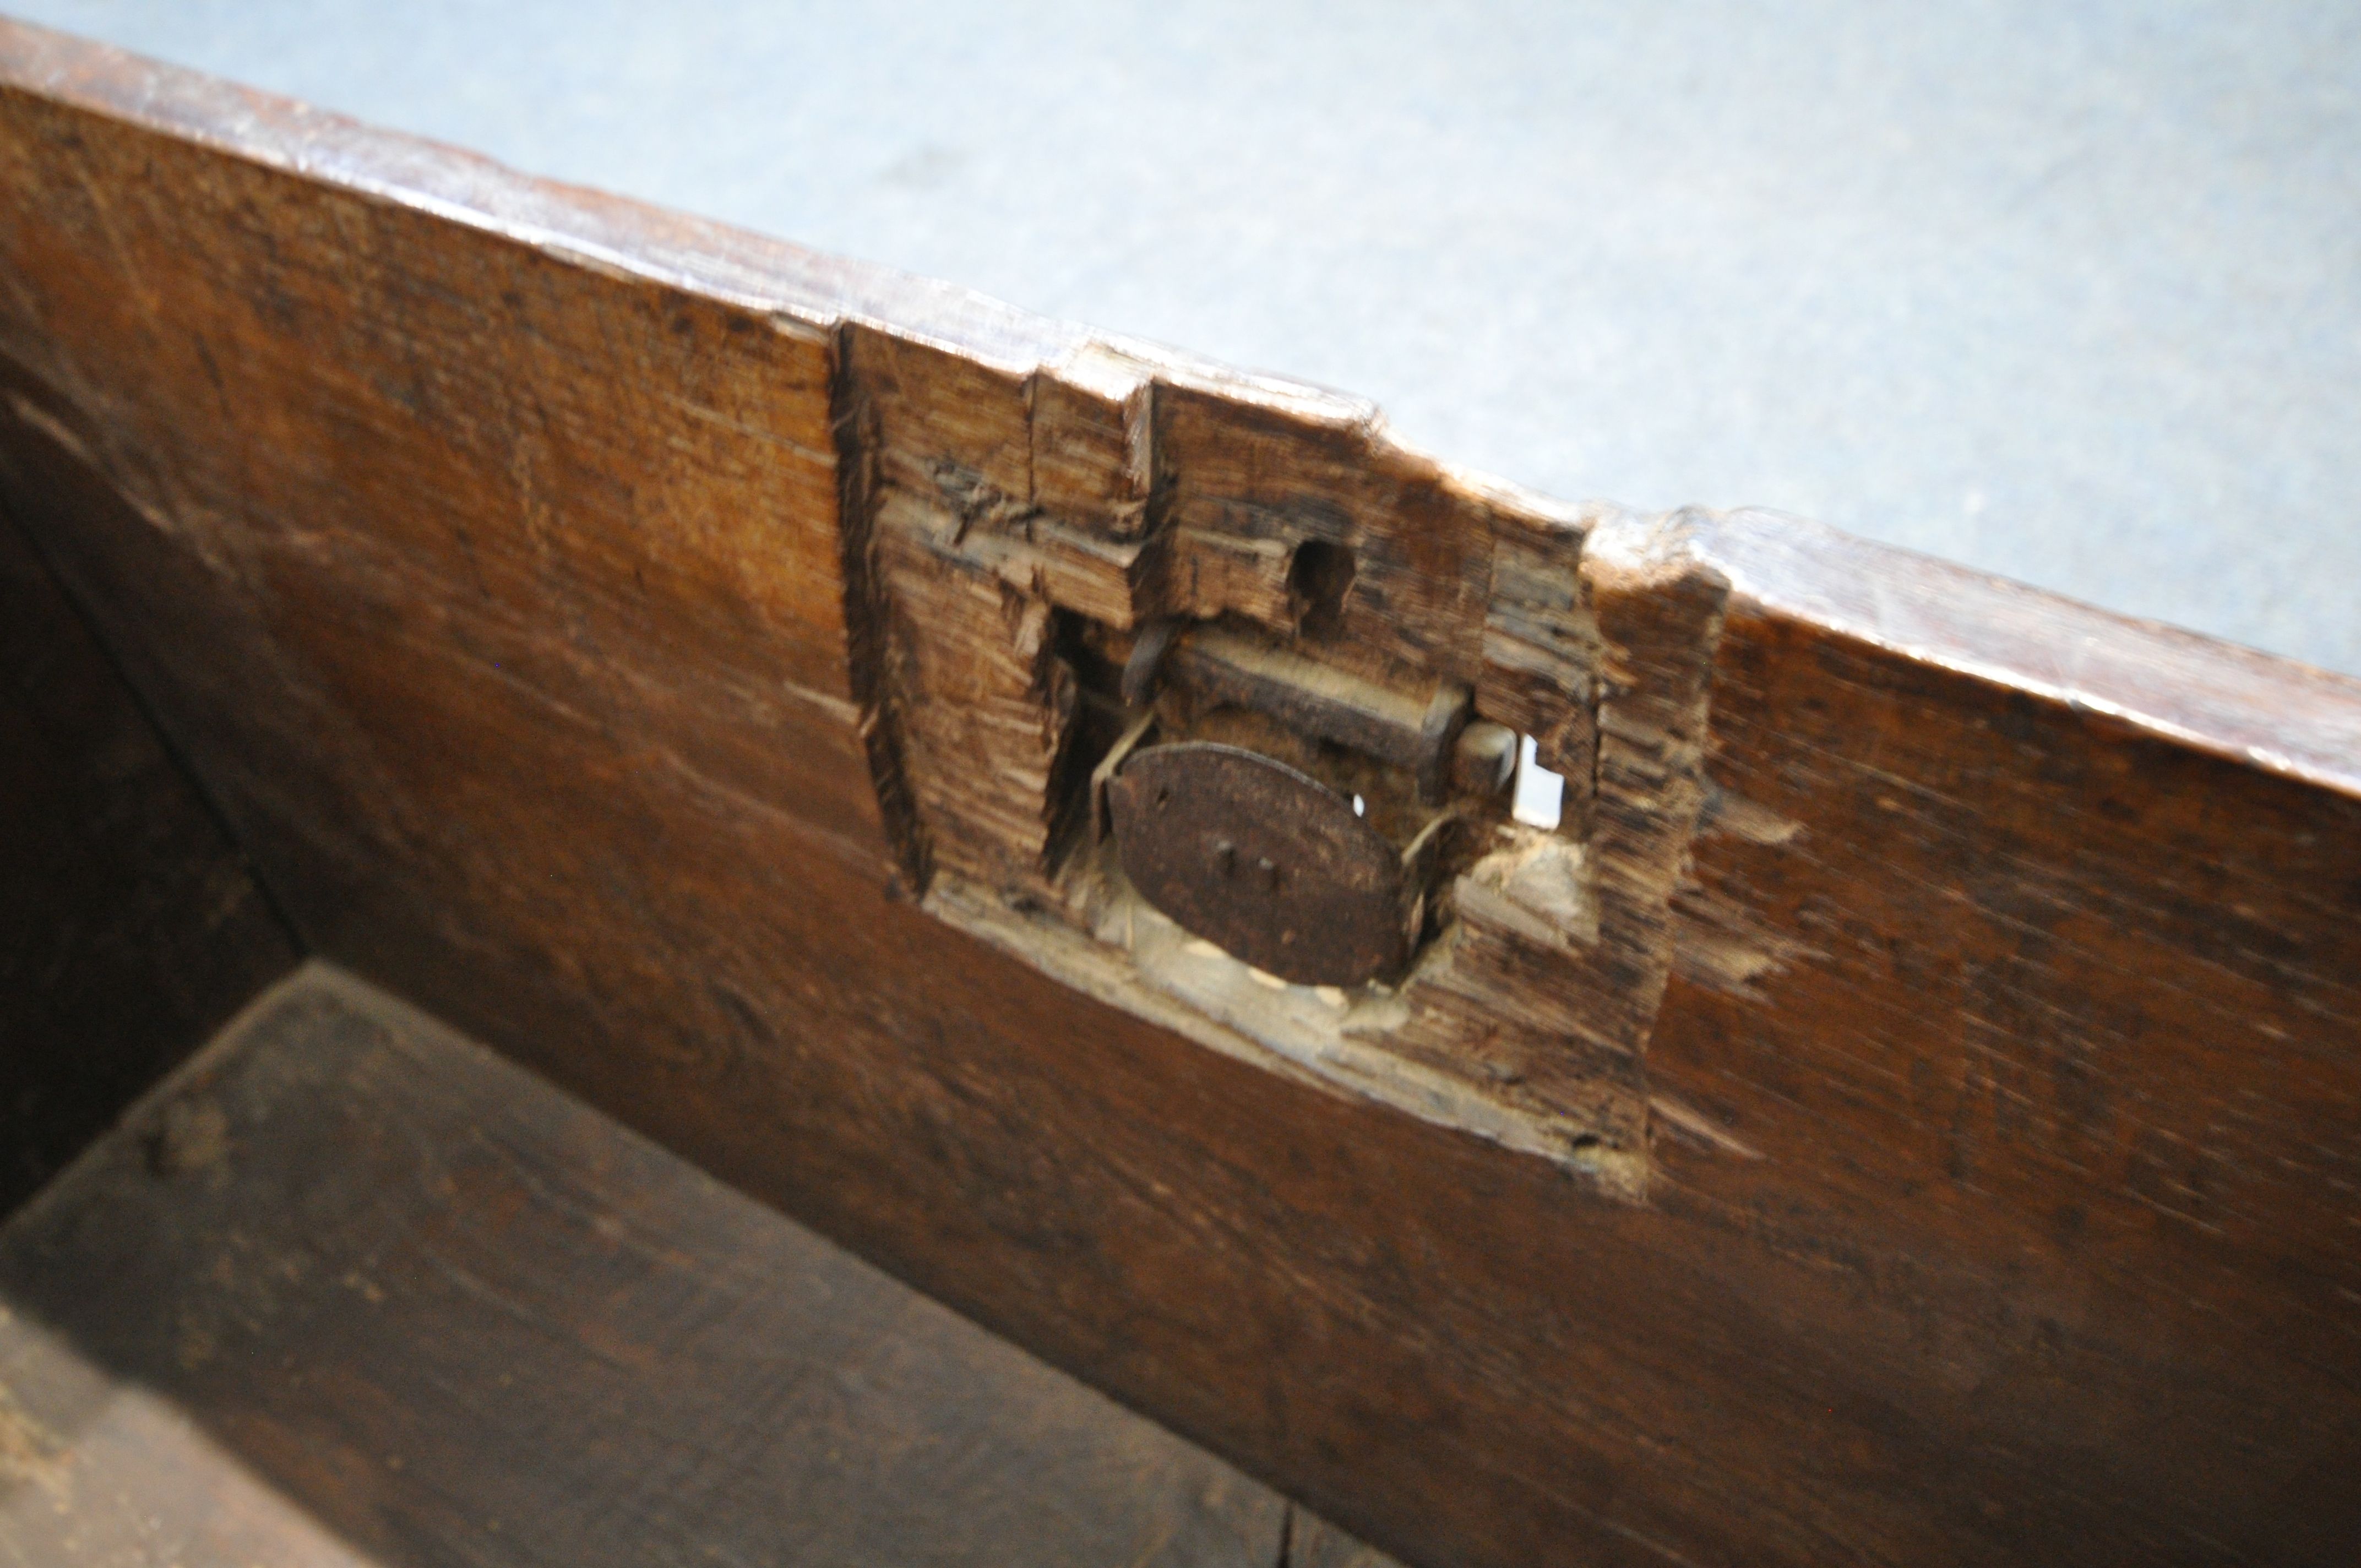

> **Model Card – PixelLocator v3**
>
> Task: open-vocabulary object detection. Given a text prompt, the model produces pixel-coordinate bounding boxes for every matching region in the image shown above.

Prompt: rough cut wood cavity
[842,312,1690,1189]
[2,19,2359,1566]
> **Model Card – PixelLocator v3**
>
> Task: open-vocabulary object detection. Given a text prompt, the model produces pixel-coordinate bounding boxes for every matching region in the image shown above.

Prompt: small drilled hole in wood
[1286,539,1355,636]
[1511,734,1565,830]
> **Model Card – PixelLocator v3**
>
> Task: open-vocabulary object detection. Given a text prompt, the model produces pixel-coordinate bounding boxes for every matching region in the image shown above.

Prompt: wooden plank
[1645,509,2361,1557]
[0,500,295,1215]
[1,20,2357,1566]
[0,960,1390,1565]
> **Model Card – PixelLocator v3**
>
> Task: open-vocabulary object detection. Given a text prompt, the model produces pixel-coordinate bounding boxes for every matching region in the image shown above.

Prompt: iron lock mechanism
[1091,619,1520,988]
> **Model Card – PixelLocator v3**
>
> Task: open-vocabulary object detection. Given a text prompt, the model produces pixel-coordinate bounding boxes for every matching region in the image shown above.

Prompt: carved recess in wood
[838,323,1727,1198]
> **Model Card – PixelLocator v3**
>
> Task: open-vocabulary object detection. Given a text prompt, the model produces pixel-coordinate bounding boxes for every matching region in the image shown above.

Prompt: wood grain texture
[0,499,294,1215]
[0,961,1386,1566]
[2,19,2358,1567]
[1645,508,2361,1561]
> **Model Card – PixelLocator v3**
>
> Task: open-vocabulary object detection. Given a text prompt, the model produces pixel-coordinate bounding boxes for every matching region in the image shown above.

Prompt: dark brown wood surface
[1641,510,2361,1558]
[1,19,2357,1566]
[0,961,1385,1565]
[0,498,294,1215]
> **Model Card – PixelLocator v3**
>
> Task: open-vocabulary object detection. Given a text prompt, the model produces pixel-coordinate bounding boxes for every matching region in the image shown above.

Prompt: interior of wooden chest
[2,504,1392,1565]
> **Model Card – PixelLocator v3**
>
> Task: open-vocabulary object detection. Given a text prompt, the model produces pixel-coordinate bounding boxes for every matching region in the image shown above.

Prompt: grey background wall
[13,2,2357,674]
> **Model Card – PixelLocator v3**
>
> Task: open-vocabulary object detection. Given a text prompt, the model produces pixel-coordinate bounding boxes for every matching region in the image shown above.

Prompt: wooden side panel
[2,22,2359,1568]
[1646,514,2361,1559]
[0,499,294,1213]
[0,32,879,971]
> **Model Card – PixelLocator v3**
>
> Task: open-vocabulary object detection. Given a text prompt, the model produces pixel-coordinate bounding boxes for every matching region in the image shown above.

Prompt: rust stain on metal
[1107,743,1406,986]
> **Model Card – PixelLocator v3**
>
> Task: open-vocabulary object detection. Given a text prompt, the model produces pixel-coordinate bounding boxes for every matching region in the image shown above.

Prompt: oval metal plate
[1107,742,1405,986]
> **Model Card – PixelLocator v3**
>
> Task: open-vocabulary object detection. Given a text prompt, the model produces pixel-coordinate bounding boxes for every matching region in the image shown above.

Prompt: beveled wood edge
[1695,507,2361,797]
[6,14,2355,801]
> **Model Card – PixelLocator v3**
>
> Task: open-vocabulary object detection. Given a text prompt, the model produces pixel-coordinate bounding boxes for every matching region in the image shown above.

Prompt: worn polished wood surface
[1,19,2357,1566]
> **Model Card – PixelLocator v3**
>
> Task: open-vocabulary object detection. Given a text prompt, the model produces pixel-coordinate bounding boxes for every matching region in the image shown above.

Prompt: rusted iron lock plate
[1106,742,1407,987]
